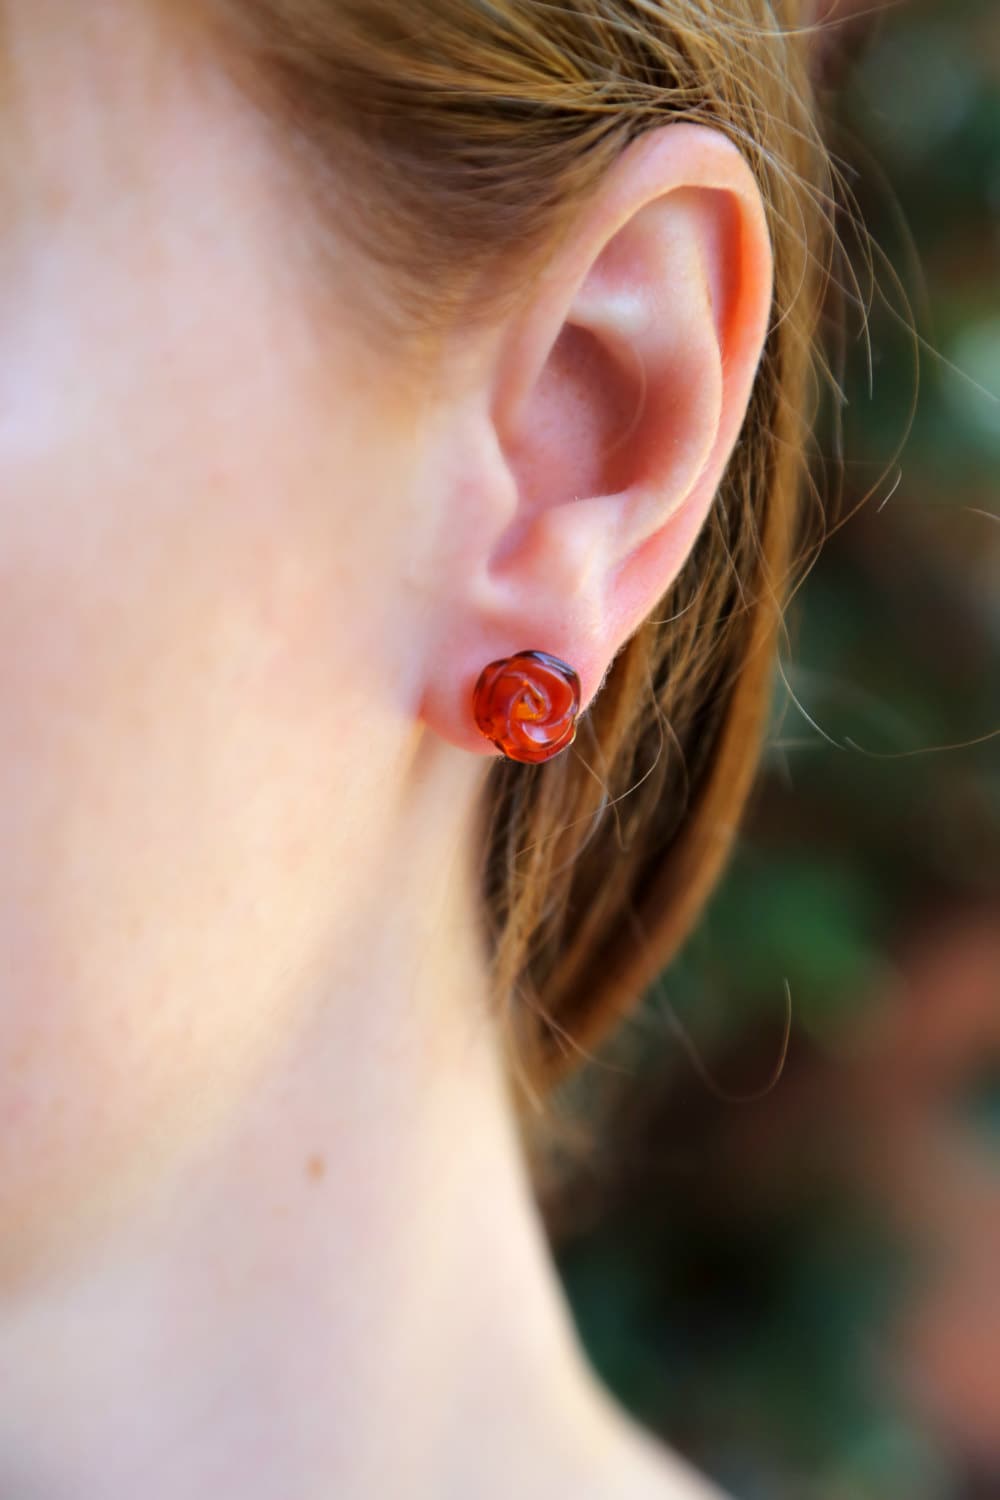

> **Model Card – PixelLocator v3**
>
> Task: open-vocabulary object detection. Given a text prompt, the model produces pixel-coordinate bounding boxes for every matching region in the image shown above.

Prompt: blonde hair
[206,0,848,1148]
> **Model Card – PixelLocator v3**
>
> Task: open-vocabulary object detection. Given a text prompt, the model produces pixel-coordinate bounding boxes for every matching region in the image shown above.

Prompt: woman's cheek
[0,477,358,1287]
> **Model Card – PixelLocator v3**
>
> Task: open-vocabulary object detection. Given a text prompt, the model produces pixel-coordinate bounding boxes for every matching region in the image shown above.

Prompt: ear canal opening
[598,340,648,469]
[550,319,644,498]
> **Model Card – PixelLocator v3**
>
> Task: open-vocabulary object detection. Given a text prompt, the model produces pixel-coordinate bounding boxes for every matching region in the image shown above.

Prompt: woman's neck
[0,736,714,1499]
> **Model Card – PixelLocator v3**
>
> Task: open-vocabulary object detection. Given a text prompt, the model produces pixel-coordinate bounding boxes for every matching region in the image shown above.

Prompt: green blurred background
[550,2,1000,1496]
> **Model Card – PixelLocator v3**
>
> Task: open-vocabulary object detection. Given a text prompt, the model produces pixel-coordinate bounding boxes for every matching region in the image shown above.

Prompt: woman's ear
[421,121,773,756]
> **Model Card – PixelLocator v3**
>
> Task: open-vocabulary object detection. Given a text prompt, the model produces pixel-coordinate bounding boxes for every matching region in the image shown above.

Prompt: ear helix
[472,649,582,764]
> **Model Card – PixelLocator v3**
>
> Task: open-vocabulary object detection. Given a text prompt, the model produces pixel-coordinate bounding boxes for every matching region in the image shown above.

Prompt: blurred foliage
[553,2,1000,1497]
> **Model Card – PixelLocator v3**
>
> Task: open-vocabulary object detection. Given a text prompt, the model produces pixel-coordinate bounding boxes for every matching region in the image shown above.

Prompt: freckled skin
[0,4,423,1289]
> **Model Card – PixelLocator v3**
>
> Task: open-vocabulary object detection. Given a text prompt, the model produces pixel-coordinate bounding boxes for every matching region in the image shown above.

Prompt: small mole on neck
[306,1153,326,1182]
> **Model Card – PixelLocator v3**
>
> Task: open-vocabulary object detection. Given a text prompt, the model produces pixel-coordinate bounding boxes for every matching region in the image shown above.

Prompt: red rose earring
[472,649,582,764]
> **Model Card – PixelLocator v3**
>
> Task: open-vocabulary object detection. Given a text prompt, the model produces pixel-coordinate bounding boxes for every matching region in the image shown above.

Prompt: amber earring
[472,649,582,764]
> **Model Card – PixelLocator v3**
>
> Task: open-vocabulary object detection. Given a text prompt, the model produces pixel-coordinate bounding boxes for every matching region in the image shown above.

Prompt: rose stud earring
[472,649,582,764]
